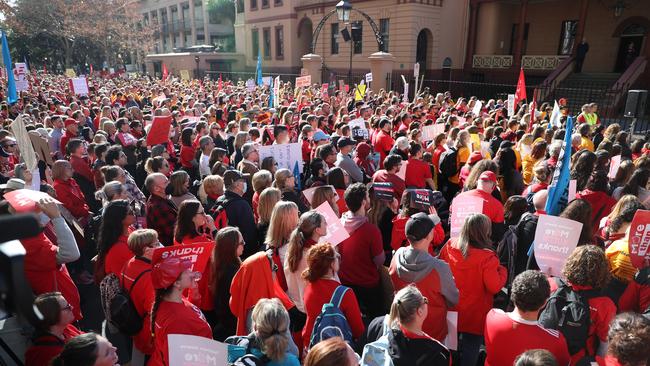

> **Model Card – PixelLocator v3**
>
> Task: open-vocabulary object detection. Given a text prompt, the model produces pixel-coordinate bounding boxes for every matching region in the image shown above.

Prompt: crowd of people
[0,71,650,366]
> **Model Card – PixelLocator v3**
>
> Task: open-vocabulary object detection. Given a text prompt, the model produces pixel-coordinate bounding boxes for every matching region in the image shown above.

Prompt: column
[301,54,323,84]
[169,6,178,49]
[369,52,395,93]
[573,0,589,55]
[202,1,209,44]
[463,1,479,70]
[189,0,197,46]
[512,0,528,69]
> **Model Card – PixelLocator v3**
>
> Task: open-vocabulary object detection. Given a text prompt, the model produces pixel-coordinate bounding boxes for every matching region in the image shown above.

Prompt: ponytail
[150,287,173,338]
[287,211,324,273]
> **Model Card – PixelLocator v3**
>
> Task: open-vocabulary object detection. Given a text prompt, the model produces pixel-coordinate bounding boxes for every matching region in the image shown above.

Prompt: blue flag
[293,160,301,191]
[269,76,274,108]
[545,116,574,216]
[256,53,263,86]
[1,31,17,105]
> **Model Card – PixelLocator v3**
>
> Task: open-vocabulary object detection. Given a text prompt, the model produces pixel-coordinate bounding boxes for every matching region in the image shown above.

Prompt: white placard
[472,100,483,116]
[70,77,89,95]
[245,79,255,92]
[443,311,458,350]
[257,142,304,173]
[316,201,350,246]
[168,334,228,366]
[422,124,445,142]
[262,76,272,86]
[348,117,366,130]
[534,215,583,277]
[295,75,312,88]
[507,94,515,116]
[414,63,420,78]
[365,72,373,83]
[14,62,28,76]
[16,79,29,92]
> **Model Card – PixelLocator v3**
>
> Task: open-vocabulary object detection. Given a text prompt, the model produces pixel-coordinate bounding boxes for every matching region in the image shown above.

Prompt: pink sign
[302,185,334,205]
[449,195,484,238]
[152,242,215,274]
[534,215,582,277]
[422,124,445,142]
[295,75,312,88]
[321,83,329,97]
[168,334,228,366]
[628,210,650,269]
[608,155,621,179]
[315,201,349,246]
[4,189,61,213]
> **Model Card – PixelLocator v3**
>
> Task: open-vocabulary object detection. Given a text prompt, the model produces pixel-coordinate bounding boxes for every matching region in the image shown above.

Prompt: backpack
[438,147,458,179]
[226,335,271,366]
[209,198,232,230]
[99,266,151,336]
[308,285,354,349]
[361,334,393,366]
[538,277,600,355]
[494,225,518,310]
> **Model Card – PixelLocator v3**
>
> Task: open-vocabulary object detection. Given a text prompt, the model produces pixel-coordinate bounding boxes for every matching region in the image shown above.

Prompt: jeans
[459,332,484,366]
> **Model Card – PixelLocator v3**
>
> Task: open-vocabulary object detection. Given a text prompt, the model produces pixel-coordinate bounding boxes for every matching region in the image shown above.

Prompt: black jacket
[387,328,451,366]
[216,190,259,258]
[282,190,309,214]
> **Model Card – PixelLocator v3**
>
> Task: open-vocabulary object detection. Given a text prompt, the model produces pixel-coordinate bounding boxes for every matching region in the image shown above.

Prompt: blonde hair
[265,201,299,249]
[252,298,290,361]
[457,213,492,258]
[127,229,158,256]
[388,285,425,328]
[311,185,338,214]
[258,187,282,224]
[605,194,641,223]
[234,131,249,151]
[273,168,294,192]
[198,175,224,204]
[252,170,273,193]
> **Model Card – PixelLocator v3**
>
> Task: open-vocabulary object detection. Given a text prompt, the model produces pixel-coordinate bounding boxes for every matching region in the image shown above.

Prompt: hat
[479,171,497,183]
[313,130,330,142]
[405,212,437,242]
[223,169,246,187]
[151,257,193,289]
[0,178,26,191]
[468,151,483,164]
[337,137,357,149]
[499,140,514,149]
[64,118,77,128]
[241,142,258,158]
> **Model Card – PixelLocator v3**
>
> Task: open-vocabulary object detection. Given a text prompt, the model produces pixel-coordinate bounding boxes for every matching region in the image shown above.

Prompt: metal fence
[203,70,301,83]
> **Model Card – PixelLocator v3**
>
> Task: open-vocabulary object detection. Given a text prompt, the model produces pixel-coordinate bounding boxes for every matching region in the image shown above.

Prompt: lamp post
[194,55,200,79]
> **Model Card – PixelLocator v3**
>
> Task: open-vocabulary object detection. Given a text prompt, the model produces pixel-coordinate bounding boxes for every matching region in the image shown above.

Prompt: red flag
[217,73,223,93]
[514,68,527,110]
[527,89,537,132]
[162,64,169,81]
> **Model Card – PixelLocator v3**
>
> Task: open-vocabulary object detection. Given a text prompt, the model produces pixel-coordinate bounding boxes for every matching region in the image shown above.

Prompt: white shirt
[199,153,211,177]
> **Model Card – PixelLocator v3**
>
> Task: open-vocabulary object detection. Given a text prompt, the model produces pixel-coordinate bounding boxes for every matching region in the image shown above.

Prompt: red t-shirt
[338,221,383,288]
[404,158,432,189]
[374,131,394,168]
[335,188,348,216]
[302,278,364,349]
[484,309,570,366]
[372,170,406,200]
[148,299,212,366]
[174,234,215,311]
[452,189,504,224]
[24,324,83,366]
[121,256,155,355]
[180,145,196,168]
[104,235,134,276]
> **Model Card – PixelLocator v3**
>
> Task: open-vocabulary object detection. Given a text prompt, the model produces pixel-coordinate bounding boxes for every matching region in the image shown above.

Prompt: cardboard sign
[301,185,333,205]
[450,195,484,238]
[568,180,577,202]
[365,72,373,83]
[145,116,173,146]
[321,83,329,97]
[315,201,349,246]
[70,77,89,95]
[396,161,407,180]
[295,75,311,88]
[422,124,445,142]
[168,334,228,366]
[608,155,621,179]
[443,311,458,351]
[372,182,394,202]
[507,94,515,116]
[534,215,583,277]
[152,242,215,274]
[472,101,483,116]
[257,142,303,173]
[408,189,432,210]
[4,189,62,213]
[351,127,369,140]
[180,70,190,81]
[628,210,650,269]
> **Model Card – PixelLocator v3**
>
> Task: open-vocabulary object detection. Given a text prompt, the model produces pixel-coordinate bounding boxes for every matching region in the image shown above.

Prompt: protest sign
[245,79,255,92]
[301,185,334,205]
[507,94,515,116]
[365,72,373,83]
[568,180,577,202]
[4,189,61,213]
[321,83,329,97]
[472,101,483,116]
[15,78,29,92]
[14,62,27,76]
[168,334,228,366]
[65,68,76,78]
[628,210,650,269]
[408,189,432,210]
[354,83,366,101]
[339,80,345,91]
[152,242,215,273]
[315,201,349,246]
[70,77,89,95]
[10,115,38,171]
[534,215,582,277]
[262,76,271,86]
[443,311,458,351]
[450,195,484,238]
[295,75,312,88]
[348,117,367,131]
[422,124,445,142]
[351,127,369,140]
[180,70,190,81]
[372,182,394,201]
[146,116,173,146]
[396,161,407,180]
[608,155,621,179]
[470,134,481,152]
[257,142,303,173]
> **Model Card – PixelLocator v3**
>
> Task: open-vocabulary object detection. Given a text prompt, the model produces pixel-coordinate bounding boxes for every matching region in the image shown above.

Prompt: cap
[223,169,246,187]
[241,142,258,158]
[479,171,497,183]
[312,130,330,142]
[64,118,77,128]
[405,212,436,242]
[151,257,193,289]
[337,137,357,149]
[0,178,26,191]
[468,151,483,164]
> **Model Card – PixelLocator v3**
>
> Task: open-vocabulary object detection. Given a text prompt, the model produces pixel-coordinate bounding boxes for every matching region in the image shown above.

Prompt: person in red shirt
[484,270,570,366]
[148,257,212,366]
[575,170,617,228]
[439,213,507,366]
[59,118,79,157]
[372,155,406,200]
[588,313,650,366]
[51,160,90,220]
[404,142,435,190]
[97,200,135,279]
[67,139,94,184]
[302,243,364,350]
[179,127,198,177]
[619,266,650,313]
[337,183,385,319]
[373,119,394,169]
[25,292,83,366]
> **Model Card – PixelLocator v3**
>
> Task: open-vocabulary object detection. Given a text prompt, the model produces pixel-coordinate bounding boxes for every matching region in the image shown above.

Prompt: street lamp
[194,55,200,79]
[336,0,352,23]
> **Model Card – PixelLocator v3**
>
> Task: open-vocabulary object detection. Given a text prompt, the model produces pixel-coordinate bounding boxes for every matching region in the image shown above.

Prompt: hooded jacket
[390,247,459,341]
[387,327,451,366]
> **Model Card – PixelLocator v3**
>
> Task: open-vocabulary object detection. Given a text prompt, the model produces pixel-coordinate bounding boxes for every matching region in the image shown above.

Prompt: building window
[237,0,244,13]
[331,23,339,54]
[558,20,577,55]
[379,18,389,52]
[252,29,259,58]
[274,0,282,6]
[275,26,284,58]
[261,0,269,8]
[263,27,271,59]
[250,0,257,10]
[352,21,362,54]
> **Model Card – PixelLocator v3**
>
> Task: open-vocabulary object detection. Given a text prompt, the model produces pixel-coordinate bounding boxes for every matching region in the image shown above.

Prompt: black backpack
[538,277,600,355]
[108,266,151,336]
[438,147,458,179]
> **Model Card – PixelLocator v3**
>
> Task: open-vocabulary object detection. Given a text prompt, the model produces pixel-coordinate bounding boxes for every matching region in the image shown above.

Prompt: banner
[146,116,173,146]
[371,182,393,201]
[168,334,228,366]
[70,77,89,95]
[4,189,62,213]
[422,124,445,142]
[408,189,432,210]
[152,242,215,274]
[450,195,484,238]
[628,210,650,269]
[545,116,573,216]
[315,201,349,246]
[257,142,303,173]
[534,215,582,277]
[295,75,311,88]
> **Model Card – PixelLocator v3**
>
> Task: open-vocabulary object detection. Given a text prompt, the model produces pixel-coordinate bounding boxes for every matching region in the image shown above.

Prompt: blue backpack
[308,285,353,349]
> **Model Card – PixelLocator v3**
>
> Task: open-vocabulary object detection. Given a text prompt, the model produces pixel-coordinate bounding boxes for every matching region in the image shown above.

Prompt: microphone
[0,214,41,243]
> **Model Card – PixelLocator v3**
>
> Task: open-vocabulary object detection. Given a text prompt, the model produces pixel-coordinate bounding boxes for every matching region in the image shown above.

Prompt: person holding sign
[404,142,435,190]
[439,214,507,366]
[373,119,395,169]
[451,171,505,243]
[148,257,212,366]
[372,155,406,201]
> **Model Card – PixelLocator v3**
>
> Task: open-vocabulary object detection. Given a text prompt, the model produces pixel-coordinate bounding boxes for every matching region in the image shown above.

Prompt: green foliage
[207,0,236,24]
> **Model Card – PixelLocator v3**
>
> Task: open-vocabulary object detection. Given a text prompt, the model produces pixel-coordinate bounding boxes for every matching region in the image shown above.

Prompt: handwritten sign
[450,195,484,238]
[152,242,215,274]
[70,77,89,95]
[295,75,312,88]
[365,72,373,83]
[628,210,650,269]
[472,101,483,116]
[316,201,349,246]
[534,215,582,277]
[422,124,445,142]
[507,94,515,116]
[608,155,621,179]
[257,142,303,173]
[4,189,61,213]
[168,334,228,366]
